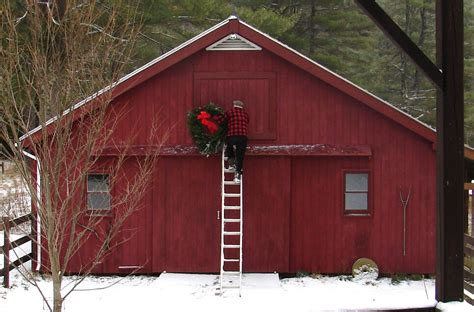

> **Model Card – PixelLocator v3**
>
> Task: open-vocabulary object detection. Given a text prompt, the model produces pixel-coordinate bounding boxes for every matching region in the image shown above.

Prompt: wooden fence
[465,183,474,305]
[465,234,474,305]
[0,213,34,288]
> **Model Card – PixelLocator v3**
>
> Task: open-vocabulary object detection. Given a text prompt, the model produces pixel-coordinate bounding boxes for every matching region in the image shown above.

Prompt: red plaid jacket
[226,107,249,136]
[216,107,250,137]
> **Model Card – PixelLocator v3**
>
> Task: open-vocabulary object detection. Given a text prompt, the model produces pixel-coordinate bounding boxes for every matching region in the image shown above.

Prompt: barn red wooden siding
[43,21,436,274]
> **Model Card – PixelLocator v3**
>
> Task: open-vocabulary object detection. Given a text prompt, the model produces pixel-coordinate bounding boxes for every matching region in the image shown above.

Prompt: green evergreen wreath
[187,103,227,155]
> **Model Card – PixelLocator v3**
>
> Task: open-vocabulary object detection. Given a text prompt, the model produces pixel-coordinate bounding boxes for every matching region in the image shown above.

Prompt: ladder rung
[223,218,240,223]
[224,181,240,185]
[221,284,240,288]
[223,231,240,235]
[222,271,240,276]
[224,193,240,197]
[223,245,240,249]
[223,205,240,210]
[224,258,240,262]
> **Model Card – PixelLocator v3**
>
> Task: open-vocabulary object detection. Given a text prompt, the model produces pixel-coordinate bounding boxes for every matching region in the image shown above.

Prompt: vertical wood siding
[64,48,436,274]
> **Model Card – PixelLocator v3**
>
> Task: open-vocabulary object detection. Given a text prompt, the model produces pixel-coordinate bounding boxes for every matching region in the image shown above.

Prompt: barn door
[113,159,153,273]
[194,72,276,140]
[157,157,221,272]
[243,157,290,272]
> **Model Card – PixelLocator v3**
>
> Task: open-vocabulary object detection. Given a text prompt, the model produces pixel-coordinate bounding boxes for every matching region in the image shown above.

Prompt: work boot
[234,172,241,183]
[228,158,236,171]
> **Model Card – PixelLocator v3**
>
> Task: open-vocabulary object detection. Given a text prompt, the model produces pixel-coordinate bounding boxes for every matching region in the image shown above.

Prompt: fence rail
[465,233,474,305]
[1,213,34,288]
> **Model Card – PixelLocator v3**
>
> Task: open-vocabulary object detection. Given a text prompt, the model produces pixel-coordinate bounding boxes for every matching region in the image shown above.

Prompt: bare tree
[0,1,166,311]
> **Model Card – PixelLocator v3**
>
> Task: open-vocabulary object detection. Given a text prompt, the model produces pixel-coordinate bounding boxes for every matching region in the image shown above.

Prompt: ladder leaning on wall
[220,147,243,296]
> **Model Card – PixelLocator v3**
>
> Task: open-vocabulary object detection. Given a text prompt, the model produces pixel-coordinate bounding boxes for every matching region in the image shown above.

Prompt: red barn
[26,17,441,275]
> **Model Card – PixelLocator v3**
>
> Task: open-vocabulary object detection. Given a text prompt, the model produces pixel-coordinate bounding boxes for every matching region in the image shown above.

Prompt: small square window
[344,173,369,213]
[87,174,110,210]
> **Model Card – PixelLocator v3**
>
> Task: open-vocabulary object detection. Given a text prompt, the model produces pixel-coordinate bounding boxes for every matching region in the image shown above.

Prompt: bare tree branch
[1,1,169,311]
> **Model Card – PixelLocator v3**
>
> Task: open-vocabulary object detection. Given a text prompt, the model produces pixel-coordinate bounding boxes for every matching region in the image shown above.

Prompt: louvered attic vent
[206,34,262,51]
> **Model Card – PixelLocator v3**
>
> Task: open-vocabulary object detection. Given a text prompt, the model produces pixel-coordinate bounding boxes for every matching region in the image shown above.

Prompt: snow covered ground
[1,270,472,311]
[0,226,472,311]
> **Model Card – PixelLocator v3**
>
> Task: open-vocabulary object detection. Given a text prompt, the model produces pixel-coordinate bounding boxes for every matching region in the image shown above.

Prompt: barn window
[344,172,369,213]
[87,174,111,211]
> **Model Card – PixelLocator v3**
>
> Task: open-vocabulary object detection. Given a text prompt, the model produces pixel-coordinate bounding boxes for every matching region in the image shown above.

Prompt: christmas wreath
[187,103,227,155]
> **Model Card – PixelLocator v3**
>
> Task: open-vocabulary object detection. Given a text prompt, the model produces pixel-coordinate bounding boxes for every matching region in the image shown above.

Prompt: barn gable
[21,16,435,144]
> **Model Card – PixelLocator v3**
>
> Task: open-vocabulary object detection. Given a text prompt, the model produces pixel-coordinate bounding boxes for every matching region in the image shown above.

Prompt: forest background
[6,0,474,146]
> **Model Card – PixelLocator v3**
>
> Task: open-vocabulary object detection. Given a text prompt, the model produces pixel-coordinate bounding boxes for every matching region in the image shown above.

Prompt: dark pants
[225,135,248,174]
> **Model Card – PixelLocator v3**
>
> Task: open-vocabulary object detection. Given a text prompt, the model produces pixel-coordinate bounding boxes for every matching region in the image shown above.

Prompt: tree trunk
[50,247,63,312]
[412,1,428,91]
[52,274,63,312]
[399,0,411,105]
[308,0,316,55]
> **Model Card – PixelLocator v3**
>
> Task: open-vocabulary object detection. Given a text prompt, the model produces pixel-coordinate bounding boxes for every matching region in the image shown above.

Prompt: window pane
[345,173,368,191]
[88,174,109,192]
[88,193,111,210]
[345,193,368,210]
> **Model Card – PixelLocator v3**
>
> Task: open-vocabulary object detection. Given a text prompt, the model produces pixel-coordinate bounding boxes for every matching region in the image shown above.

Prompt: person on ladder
[225,100,249,183]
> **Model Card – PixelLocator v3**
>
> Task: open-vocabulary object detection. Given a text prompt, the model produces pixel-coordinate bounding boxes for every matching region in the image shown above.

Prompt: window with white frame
[344,172,369,213]
[87,174,111,211]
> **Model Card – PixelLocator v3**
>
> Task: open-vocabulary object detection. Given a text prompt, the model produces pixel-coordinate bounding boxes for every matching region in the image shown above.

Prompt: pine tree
[370,0,437,127]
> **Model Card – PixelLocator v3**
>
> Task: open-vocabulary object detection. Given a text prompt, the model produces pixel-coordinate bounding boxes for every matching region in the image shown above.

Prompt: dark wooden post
[435,0,464,302]
[355,0,465,302]
[3,217,10,288]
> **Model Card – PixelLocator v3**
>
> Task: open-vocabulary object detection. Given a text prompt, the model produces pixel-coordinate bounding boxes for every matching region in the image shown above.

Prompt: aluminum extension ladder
[219,147,243,296]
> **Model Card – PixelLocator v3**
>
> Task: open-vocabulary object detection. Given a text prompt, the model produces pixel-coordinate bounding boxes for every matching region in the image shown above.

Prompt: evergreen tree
[371,0,437,127]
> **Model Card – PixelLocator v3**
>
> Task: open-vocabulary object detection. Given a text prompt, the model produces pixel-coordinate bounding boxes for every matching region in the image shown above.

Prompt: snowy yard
[0,270,471,311]
[1,234,473,311]
[0,272,432,311]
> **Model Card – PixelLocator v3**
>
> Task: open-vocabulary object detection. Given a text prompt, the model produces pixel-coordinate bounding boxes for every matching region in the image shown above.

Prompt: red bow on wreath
[197,111,218,134]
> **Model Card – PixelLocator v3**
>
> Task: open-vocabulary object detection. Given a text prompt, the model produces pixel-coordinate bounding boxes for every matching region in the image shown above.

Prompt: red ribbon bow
[197,111,218,134]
